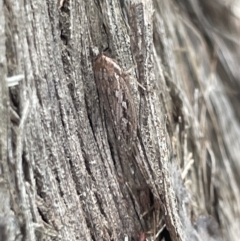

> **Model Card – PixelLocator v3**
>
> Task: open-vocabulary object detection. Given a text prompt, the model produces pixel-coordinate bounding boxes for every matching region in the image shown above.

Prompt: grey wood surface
[1,0,239,240]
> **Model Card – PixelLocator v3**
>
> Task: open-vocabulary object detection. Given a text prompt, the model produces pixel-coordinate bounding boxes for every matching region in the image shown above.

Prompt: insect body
[94,54,137,150]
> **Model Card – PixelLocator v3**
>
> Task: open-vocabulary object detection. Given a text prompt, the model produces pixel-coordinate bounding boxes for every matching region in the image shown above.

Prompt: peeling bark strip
[94,54,137,150]
[128,2,185,241]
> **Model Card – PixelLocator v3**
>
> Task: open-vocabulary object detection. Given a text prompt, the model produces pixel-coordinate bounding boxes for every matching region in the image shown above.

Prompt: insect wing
[94,55,136,148]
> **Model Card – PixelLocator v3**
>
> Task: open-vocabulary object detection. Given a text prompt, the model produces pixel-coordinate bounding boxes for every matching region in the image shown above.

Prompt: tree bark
[1,0,240,240]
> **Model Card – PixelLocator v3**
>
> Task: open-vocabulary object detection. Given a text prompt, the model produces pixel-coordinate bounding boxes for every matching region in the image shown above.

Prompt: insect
[138,232,146,241]
[93,54,137,150]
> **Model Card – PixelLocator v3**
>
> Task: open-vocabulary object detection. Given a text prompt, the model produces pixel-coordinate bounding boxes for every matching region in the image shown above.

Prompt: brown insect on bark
[138,232,146,241]
[93,54,137,151]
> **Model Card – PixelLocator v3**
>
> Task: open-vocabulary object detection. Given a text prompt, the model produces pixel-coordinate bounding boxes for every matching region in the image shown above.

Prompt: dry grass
[153,0,240,240]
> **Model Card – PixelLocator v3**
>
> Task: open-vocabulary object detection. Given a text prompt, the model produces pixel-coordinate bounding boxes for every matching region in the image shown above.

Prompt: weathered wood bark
[1,0,240,240]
